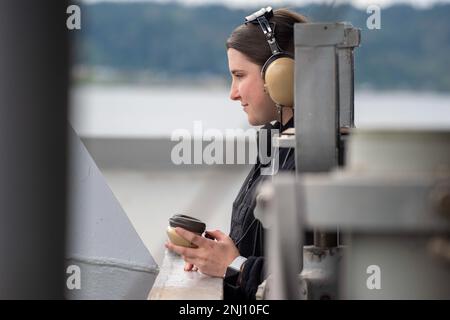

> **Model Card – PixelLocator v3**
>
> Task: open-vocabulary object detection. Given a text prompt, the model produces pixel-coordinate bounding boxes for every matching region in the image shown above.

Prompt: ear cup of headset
[262,54,295,107]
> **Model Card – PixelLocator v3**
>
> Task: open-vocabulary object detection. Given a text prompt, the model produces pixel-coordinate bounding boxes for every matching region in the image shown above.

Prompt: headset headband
[245,6,282,55]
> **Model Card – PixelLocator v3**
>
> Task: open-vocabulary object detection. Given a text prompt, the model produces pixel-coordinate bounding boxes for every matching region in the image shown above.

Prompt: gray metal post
[294,22,360,173]
[264,175,304,299]
[294,23,360,245]
[292,22,359,299]
[0,1,68,298]
[264,22,360,300]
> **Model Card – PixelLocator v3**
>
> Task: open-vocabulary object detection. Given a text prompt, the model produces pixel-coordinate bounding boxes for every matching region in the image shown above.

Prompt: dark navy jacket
[224,117,295,300]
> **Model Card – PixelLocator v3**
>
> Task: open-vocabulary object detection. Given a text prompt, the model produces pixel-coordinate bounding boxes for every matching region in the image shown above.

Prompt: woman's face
[227,48,277,126]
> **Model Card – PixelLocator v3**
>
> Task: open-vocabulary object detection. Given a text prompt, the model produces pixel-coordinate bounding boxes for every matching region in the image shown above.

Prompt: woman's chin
[247,116,263,126]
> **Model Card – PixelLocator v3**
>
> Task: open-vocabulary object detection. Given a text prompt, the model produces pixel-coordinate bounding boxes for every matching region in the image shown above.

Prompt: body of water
[70,85,450,138]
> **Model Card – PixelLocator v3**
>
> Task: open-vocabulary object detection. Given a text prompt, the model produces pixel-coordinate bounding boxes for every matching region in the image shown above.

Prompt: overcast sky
[80,0,450,9]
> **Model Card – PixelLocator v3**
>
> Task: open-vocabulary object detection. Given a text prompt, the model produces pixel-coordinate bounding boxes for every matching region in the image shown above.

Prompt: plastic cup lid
[169,214,206,234]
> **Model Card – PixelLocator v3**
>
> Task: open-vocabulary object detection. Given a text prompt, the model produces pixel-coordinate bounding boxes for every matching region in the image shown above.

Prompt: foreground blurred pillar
[0,1,68,298]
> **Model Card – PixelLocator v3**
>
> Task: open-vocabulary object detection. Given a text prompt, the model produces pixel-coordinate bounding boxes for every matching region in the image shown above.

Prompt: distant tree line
[72,2,450,91]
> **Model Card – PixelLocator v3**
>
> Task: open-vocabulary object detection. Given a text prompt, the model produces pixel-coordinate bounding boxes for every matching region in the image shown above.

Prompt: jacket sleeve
[223,256,266,300]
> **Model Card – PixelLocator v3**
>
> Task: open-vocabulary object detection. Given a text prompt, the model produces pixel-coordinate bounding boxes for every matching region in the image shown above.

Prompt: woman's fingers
[182,255,201,267]
[185,262,198,272]
[166,229,235,277]
[167,236,239,278]
[165,243,201,267]
[165,241,194,258]
[205,229,227,241]
[184,262,194,271]
[175,227,208,247]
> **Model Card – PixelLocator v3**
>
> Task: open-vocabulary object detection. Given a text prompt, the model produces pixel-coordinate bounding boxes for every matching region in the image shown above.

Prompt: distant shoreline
[71,77,450,95]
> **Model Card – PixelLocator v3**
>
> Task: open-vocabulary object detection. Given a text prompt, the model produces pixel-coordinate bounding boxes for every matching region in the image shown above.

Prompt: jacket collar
[257,116,294,166]
[273,116,294,132]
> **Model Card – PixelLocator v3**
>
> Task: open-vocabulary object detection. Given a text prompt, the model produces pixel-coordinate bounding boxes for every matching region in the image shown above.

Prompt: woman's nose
[229,84,240,101]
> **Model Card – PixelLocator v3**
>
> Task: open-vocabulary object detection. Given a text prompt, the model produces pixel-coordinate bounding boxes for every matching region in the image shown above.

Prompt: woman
[166,7,307,300]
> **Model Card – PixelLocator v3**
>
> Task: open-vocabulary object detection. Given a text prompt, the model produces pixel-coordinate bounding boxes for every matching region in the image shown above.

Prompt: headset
[244,6,295,117]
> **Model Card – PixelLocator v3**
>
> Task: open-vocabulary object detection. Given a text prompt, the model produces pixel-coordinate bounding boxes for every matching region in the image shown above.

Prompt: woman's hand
[165,227,239,278]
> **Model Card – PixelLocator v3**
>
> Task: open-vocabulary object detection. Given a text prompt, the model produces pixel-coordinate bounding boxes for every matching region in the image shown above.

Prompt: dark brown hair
[226,9,308,67]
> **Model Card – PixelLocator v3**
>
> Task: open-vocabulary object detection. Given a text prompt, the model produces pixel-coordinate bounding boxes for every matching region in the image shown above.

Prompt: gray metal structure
[67,126,159,299]
[261,21,450,299]
[305,130,450,299]
[294,22,359,172]
[262,22,361,300]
